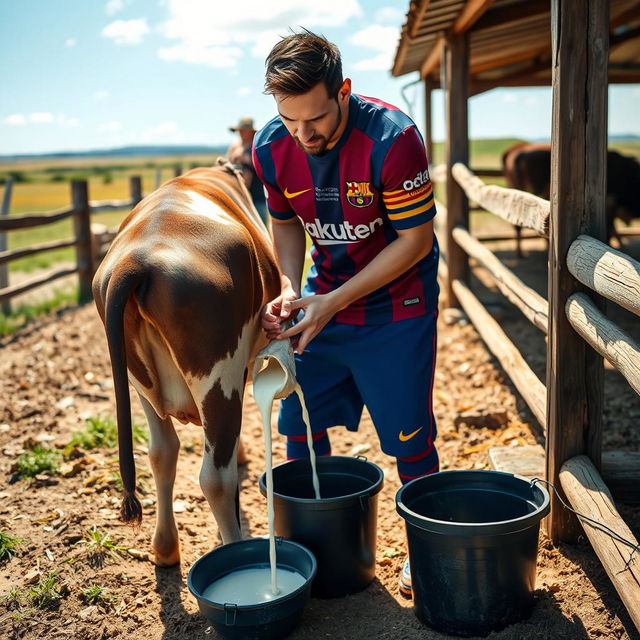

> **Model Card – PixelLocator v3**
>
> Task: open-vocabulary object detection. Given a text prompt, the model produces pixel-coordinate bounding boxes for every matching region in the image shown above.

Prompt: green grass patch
[0,530,25,563]
[67,415,148,453]
[14,446,60,479]
[0,286,78,336]
[26,572,66,609]
[83,527,128,566]
[81,584,118,606]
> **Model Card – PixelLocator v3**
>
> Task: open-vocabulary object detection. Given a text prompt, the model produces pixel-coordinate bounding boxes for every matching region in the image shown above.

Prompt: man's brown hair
[264,30,343,98]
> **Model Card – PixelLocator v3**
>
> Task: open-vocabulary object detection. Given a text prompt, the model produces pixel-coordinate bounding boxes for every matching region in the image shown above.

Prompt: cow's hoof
[152,546,181,567]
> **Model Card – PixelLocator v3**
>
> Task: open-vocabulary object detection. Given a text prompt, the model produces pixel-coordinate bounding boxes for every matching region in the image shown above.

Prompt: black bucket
[259,455,384,598]
[396,470,550,637]
[187,537,316,640]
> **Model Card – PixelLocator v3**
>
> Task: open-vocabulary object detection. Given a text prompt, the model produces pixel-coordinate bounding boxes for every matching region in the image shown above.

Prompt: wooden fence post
[1,177,13,315]
[71,180,94,303]
[424,80,433,161]
[545,0,608,543]
[129,176,143,206]
[155,168,162,190]
[173,163,182,178]
[444,32,470,308]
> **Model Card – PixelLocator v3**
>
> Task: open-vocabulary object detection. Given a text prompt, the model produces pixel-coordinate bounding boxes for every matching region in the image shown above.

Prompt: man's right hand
[261,286,299,340]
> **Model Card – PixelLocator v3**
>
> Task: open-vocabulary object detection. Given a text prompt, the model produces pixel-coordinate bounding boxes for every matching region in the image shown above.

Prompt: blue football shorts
[278,311,438,459]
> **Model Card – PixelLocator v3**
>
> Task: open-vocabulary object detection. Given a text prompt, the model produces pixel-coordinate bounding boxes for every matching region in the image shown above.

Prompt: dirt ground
[1,240,639,640]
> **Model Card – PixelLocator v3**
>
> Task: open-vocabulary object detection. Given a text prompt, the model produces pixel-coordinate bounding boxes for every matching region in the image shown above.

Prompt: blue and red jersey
[253,93,439,325]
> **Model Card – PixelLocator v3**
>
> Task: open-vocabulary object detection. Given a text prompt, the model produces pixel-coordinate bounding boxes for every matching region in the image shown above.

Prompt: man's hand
[261,285,299,340]
[275,293,339,354]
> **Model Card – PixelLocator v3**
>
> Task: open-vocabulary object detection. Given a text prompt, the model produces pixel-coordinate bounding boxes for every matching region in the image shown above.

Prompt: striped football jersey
[253,93,439,324]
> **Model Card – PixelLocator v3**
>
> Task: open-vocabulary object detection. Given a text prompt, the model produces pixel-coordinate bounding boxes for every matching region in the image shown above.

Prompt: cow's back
[93,165,280,422]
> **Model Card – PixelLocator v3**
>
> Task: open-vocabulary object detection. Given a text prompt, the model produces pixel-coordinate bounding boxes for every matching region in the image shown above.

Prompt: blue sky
[1,0,638,156]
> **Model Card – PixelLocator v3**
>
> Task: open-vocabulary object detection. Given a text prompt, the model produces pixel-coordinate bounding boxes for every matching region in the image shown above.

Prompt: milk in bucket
[252,337,320,596]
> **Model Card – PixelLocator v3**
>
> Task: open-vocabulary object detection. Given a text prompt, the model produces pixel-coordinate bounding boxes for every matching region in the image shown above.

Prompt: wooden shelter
[392,0,640,631]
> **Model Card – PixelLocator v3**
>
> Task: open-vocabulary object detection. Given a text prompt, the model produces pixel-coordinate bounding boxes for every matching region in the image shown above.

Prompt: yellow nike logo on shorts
[398,426,423,442]
[284,187,312,199]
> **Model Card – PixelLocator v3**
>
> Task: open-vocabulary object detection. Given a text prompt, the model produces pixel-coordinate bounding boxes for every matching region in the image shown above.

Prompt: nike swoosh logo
[398,427,423,442]
[284,187,312,199]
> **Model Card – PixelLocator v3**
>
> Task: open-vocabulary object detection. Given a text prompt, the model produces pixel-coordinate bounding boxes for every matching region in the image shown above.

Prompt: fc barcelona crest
[346,181,374,208]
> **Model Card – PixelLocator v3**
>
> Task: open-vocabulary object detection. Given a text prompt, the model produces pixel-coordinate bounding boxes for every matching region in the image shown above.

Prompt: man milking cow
[502,142,640,256]
[94,30,440,598]
[253,30,441,597]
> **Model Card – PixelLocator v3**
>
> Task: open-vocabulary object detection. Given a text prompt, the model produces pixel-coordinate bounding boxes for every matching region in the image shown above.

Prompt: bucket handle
[355,454,368,461]
[224,603,238,626]
[276,536,284,546]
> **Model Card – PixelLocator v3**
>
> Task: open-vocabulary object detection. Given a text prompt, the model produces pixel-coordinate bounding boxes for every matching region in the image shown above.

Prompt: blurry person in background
[226,117,268,224]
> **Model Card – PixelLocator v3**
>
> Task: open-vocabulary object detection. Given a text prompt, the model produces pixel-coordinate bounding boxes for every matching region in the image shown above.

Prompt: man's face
[275,81,351,155]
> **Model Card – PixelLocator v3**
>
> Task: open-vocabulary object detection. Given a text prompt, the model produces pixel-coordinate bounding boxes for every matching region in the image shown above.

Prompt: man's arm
[277,221,433,351]
[261,217,307,338]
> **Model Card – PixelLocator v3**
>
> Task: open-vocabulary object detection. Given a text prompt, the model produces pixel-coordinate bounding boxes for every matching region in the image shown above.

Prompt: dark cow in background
[502,142,640,255]
[92,162,280,566]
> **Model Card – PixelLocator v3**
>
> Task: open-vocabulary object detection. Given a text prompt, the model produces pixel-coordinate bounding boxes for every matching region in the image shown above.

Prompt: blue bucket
[396,470,550,637]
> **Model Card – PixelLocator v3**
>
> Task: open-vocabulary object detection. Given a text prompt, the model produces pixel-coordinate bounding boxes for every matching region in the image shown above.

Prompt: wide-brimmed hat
[229,117,255,132]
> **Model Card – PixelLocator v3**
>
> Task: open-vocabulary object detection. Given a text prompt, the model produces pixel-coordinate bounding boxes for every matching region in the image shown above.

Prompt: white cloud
[236,86,251,96]
[375,7,404,25]
[158,43,243,68]
[65,38,77,47]
[98,120,123,132]
[350,25,399,71]
[102,18,150,45]
[30,112,54,123]
[4,114,27,125]
[93,90,110,100]
[139,121,185,143]
[105,0,125,15]
[157,0,362,68]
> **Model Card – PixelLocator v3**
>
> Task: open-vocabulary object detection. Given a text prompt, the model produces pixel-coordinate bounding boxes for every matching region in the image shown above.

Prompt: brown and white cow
[502,142,640,255]
[92,162,280,566]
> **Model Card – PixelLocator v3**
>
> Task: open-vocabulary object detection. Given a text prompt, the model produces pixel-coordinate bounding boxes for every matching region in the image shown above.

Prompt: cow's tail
[104,264,145,525]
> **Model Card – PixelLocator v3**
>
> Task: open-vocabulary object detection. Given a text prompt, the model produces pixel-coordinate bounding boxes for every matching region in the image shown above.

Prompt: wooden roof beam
[473,0,549,32]
[419,0,494,78]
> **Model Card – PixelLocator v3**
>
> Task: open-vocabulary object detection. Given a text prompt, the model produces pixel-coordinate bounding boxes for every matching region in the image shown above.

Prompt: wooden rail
[566,293,640,395]
[567,234,640,317]
[0,267,78,304]
[560,456,640,631]
[0,174,148,308]
[452,163,549,236]
[0,206,75,231]
[0,239,77,266]
[452,225,548,332]
[451,277,547,430]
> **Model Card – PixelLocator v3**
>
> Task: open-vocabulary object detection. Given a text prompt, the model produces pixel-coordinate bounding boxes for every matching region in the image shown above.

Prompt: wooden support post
[545,0,609,543]
[155,168,162,190]
[173,163,182,178]
[129,176,143,206]
[0,177,13,315]
[424,79,433,160]
[444,33,469,308]
[71,180,94,304]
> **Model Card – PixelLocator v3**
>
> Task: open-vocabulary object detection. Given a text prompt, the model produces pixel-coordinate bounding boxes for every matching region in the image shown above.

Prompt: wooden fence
[0,164,185,310]
[431,162,640,630]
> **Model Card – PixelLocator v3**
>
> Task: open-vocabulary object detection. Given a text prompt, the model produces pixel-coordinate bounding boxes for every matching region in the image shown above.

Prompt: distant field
[1,139,639,275]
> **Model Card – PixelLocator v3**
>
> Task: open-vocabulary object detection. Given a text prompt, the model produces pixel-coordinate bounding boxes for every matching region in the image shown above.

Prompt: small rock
[127,548,151,561]
[383,548,400,558]
[141,498,155,507]
[0,423,11,433]
[79,605,99,621]
[55,396,75,410]
[172,500,188,513]
[349,443,371,456]
[35,432,56,443]
[24,569,41,585]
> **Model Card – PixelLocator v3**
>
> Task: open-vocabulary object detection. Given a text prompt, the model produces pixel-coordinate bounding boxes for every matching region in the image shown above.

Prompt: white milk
[253,358,321,596]
[295,384,321,500]
[203,566,305,605]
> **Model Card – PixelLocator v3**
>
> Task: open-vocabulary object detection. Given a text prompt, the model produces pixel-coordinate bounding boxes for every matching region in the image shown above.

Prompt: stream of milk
[253,361,320,596]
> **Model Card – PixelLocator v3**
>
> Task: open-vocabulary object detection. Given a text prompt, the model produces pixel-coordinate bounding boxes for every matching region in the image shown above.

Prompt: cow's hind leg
[198,380,243,545]
[139,394,181,567]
